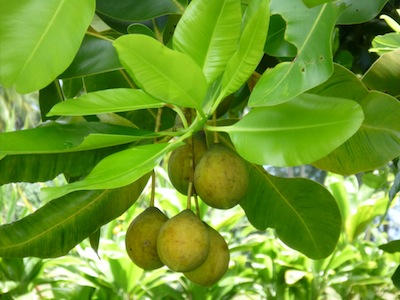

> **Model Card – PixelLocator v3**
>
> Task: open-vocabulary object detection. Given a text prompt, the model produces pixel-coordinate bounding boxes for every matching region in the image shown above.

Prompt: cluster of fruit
[125,134,249,287]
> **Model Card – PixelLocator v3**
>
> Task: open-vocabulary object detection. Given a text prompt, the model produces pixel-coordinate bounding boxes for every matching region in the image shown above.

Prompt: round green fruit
[168,133,208,195]
[157,209,210,272]
[184,223,230,287]
[125,207,168,270]
[194,144,249,209]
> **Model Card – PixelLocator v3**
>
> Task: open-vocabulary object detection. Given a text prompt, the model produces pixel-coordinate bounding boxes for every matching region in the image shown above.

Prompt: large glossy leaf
[337,0,388,25]
[0,122,157,154]
[241,165,341,259]
[221,0,270,96]
[362,49,400,98]
[0,175,149,258]
[114,34,208,110]
[173,0,242,84]
[313,91,400,174]
[218,93,364,166]
[60,33,122,79]
[0,0,95,93]
[0,146,125,184]
[96,0,186,22]
[42,142,181,201]
[47,88,163,117]
[248,0,345,106]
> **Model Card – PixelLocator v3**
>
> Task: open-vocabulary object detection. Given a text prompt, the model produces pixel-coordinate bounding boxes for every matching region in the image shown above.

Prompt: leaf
[248,0,345,106]
[47,88,163,116]
[362,48,400,98]
[379,240,400,253]
[41,142,181,201]
[0,0,95,93]
[301,0,334,7]
[0,122,157,154]
[89,229,101,255]
[173,0,242,84]
[221,0,270,96]
[240,165,341,259]
[337,0,388,25]
[264,15,297,57]
[219,93,364,166]
[0,175,150,258]
[96,0,186,22]
[114,34,207,110]
[313,91,400,175]
[60,33,122,79]
[0,146,126,184]
[39,81,64,121]
[392,265,400,288]
[370,32,400,55]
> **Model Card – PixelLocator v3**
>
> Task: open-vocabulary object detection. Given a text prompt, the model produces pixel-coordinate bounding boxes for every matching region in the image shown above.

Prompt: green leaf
[96,0,186,22]
[337,0,388,25]
[379,240,400,253]
[313,91,400,175]
[362,48,400,98]
[0,175,149,258]
[114,34,207,110]
[370,33,400,55]
[173,0,242,83]
[264,15,297,57]
[0,0,95,93]
[221,0,270,96]
[0,146,126,184]
[392,265,400,288]
[219,93,364,166]
[249,0,345,106]
[47,88,163,116]
[41,143,181,201]
[0,122,157,154]
[241,165,341,259]
[39,81,64,122]
[301,0,334,7]
[60,33,122,79]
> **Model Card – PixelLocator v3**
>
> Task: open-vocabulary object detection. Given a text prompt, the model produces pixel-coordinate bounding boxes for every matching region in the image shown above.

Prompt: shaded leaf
[0,145,126,185]
[96,0,186,22]
[173,0,242,84]
[47,88,163,117]
[0,0,95,93]
[362,48,400,98]
[0,175,150,258]
[264,15,297,57]
[0,122,157,154]
[42,142,181,201]
[392,265,400,288]
[379,240,400,253]
[114,34,207,110]
[248,0,345,106]
[89,229,101,255]
[39,81,64,122]
[219,93,364,166]
[221,0,270,96]
[60,33,122,79]
[241,165,341,259]
[337,0,388,25]
[313,91,400,175]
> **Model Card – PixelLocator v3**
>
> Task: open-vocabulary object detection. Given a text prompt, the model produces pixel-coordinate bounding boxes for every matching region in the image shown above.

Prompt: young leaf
[41,142,181,201]
[218,93,364,166]
[173,0,242,83]
[0,122,157,154]
[249,0,345,106]
[241,165,341,259]
[221,0,270,96]
[313,91,400,174]
[0,175,150,258]
[113,34,207,111]
[47,88,163,116]
[0,0,95,93]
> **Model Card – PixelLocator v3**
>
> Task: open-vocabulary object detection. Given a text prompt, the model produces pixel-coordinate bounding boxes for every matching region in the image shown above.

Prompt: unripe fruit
[194,144,249,209]
[168,133,208,195]
[157,209,210,272]
[184,223,230,287]
[125,207,168,270]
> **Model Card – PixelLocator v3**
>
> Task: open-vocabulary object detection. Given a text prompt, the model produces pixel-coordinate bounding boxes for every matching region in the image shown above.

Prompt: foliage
[0,0,400,295]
